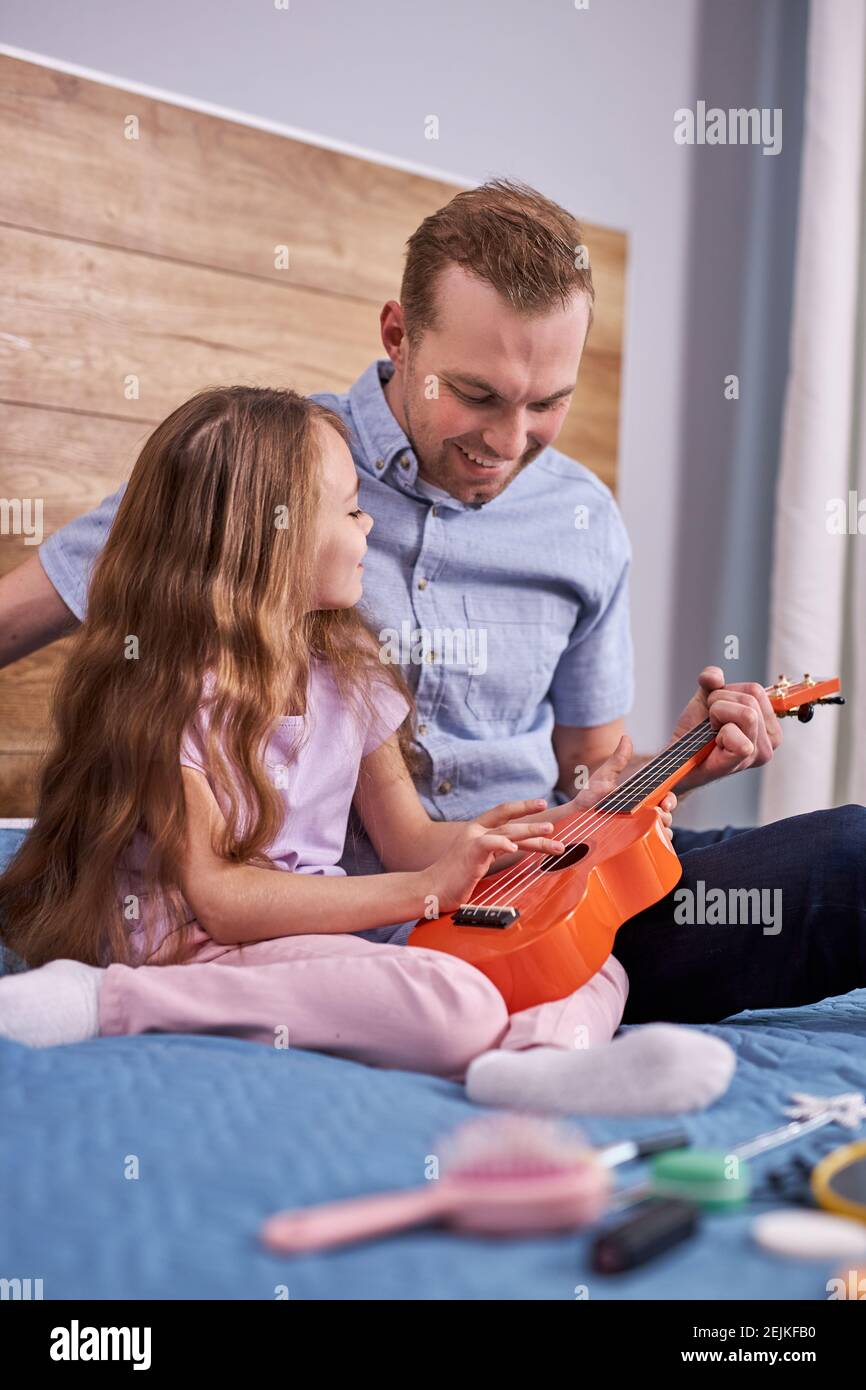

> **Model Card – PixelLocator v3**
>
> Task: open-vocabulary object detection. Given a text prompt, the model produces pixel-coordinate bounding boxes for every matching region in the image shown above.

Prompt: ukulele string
[469,719,713,909]
[493,675,791,903]
[463,680,818,912]
[469,676,791,909]
[468,718,715,909]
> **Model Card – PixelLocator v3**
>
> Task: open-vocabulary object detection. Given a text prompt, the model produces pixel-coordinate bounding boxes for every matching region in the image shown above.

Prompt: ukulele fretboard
[594,718,714,815]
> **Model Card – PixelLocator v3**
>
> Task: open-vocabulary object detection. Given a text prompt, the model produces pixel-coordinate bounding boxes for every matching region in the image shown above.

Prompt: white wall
[0,0,807,826]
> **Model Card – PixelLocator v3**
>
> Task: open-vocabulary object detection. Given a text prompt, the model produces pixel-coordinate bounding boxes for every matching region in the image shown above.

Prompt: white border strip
[0,819,34,830]
[0,43,474,189]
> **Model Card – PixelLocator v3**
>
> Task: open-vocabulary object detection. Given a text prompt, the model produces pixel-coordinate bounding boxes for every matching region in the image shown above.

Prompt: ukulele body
[407,677,840,1013]
[407,806,682,1013]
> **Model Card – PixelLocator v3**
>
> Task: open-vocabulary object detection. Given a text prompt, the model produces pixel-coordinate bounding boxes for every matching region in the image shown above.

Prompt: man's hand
[673,666,783,793]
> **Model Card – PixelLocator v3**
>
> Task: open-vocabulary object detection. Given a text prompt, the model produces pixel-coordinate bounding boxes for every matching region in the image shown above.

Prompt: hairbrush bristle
[439,1113,594,1179]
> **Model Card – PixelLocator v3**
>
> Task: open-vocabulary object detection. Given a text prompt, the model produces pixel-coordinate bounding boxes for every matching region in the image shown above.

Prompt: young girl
[0,386,733,1113]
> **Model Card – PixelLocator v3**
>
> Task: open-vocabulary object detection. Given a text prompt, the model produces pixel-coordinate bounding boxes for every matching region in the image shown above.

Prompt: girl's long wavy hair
[0,386,417,970]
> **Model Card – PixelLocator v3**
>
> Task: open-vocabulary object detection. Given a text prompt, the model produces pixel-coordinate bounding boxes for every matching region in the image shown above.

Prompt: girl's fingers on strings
[476,797,547,827]
[487,822,566,855]
[493,819,557,840]
[478,833,520,857]
[514,836,567,854]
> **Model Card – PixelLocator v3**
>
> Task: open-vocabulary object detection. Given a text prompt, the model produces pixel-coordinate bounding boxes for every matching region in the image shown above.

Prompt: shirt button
[417,578,428,589]
[437,780,452,794]
[418,722,428,735]
[431,505,439,517]
[375,458,384,470]
[399,455,410,469]
[425,650,436,662]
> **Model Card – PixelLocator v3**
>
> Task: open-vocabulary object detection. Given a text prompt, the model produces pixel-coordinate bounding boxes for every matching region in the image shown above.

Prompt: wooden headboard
[0,51,627,815]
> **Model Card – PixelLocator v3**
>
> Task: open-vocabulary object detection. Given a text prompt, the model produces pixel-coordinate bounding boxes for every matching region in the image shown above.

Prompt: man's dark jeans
[613,805,866,1025]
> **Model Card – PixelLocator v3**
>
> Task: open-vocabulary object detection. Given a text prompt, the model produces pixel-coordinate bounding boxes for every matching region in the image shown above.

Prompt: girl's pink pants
[98,926,629,1083]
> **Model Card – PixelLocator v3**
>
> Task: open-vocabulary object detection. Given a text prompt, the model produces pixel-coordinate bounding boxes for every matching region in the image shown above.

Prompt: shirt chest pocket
[461,592,569,725]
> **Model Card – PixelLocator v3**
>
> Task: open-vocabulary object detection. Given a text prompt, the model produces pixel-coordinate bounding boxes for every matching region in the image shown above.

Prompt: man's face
[382,264,592,505]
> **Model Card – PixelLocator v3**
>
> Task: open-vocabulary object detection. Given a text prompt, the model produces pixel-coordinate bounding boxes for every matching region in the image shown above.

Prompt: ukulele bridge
[453,904,519,928]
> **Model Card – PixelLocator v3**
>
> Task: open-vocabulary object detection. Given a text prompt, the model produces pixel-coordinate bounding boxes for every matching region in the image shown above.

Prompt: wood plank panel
[0,640,71,754]
[1,53,626,360]
[0,752,49,819]
[0,403,148,578]
[560,351,621,491]
[0,225,381,419]
[0,54,463,306]
[0,224,621,484]
[0,404,142,813]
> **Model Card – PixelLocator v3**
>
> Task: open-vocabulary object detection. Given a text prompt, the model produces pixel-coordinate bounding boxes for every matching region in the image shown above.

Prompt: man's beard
[402,379,538,503]
[428,439,540,504]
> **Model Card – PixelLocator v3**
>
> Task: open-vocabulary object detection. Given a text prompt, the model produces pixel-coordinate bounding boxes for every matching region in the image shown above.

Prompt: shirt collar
[348,358,470,509]
[349,359,413,479]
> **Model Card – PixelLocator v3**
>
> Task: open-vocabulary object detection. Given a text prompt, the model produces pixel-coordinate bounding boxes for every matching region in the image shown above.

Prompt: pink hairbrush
[259,1114,687,1253]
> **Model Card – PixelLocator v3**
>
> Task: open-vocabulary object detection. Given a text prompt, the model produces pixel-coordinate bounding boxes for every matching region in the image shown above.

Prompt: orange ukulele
[407,675,844,1012]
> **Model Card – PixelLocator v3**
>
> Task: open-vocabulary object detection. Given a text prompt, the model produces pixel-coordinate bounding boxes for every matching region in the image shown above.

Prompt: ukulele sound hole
[538,841,589,872]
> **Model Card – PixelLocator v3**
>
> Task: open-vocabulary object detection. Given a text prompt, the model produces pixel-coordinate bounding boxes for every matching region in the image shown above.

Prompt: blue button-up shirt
[39,359,634,943]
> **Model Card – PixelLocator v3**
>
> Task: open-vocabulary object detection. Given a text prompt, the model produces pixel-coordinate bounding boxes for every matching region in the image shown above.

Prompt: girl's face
[310,423,373,610]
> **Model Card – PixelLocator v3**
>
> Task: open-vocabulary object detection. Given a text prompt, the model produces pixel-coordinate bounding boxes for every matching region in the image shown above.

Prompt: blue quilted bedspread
[2,826,864,1300]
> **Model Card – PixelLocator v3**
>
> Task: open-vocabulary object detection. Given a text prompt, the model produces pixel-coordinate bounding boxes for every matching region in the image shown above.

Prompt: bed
[3,822,864,1301]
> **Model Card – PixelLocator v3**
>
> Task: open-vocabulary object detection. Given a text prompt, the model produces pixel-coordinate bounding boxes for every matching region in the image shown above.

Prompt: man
[2,178,864,1040]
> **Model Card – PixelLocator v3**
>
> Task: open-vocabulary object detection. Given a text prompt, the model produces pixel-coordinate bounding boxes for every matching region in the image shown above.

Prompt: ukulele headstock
[767,674,844,723]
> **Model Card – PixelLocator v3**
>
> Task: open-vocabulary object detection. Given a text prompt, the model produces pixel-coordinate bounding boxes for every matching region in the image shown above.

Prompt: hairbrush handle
[260,1184,451,1253]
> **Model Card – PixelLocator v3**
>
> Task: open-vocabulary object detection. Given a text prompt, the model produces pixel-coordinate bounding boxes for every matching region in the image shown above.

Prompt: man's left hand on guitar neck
[552,666,784,811]
[671,665,783,794]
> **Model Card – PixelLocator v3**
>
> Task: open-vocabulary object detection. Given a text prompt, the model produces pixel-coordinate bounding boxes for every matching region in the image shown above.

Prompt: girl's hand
[564,735,677,843]
[420,804,565,916]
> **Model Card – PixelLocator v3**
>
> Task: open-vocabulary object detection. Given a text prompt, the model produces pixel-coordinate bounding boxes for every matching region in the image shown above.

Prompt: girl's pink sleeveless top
[113,661,410,965]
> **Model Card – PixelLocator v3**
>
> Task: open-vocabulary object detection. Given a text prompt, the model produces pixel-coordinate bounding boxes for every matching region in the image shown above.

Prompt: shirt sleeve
[179,717,208,775]
[38,483,129,623]
[548,493,635,727]
[179,677,218,774]
[361,679,411,757]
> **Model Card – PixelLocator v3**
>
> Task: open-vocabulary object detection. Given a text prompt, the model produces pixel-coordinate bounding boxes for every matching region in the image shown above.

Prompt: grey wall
[670,0,808,828]
[0,0,808,827]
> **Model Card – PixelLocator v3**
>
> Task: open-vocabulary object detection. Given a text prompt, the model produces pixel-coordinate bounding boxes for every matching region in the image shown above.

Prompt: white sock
[464,1023,736,1115]
[0,959,105,1047]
